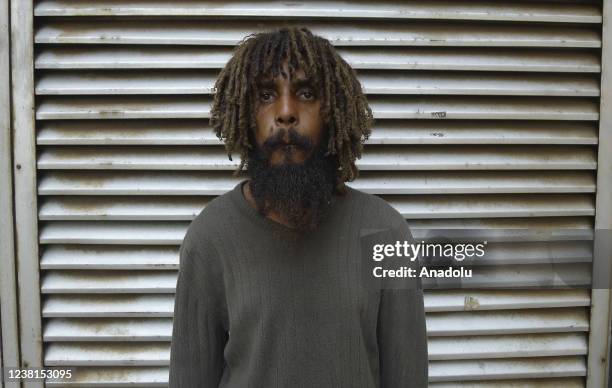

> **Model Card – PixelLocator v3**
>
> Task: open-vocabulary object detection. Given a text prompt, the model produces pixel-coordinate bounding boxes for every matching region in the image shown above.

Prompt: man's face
[246,62,337,231]
[253,63,324,165]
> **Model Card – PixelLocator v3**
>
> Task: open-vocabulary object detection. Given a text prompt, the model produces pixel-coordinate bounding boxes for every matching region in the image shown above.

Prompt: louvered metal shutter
[32,1,603,386]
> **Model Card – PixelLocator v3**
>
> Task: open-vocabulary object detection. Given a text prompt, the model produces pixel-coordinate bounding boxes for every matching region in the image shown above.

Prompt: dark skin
[242,62,325,228]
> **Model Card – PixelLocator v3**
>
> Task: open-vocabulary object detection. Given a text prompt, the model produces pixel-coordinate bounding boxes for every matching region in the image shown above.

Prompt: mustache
[261,127,314,154]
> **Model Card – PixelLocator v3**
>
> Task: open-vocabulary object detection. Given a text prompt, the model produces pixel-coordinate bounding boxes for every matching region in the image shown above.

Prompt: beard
[245,128,337,232]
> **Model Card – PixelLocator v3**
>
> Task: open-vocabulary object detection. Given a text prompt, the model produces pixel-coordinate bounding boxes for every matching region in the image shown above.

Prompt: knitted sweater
[169,180,428,387]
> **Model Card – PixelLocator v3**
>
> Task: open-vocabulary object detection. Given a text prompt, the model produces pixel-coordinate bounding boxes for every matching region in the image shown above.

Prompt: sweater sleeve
[377,288,428,387]
[377,220,429,387]
[169,235,228,387]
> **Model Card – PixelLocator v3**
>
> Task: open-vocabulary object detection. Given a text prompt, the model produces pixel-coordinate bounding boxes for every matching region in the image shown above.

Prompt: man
[169,27,428,387]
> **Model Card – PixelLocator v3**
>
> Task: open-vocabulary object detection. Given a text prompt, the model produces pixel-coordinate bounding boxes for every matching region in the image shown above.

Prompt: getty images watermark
[371,239,486,279]
[360,228,611,290]
[360,227,480,290]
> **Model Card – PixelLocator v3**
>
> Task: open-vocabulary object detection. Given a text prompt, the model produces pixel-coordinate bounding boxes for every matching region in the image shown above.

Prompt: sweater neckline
[229,179,348,237]
[230,180,302,235]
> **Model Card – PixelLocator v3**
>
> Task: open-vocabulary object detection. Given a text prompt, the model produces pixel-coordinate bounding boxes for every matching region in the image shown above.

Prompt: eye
[259,90,274,102]
[300,89,315,100]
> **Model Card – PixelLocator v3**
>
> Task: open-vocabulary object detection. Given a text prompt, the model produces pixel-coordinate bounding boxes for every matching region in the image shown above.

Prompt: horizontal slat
[37,170,597,196]
[466,241,592,266]
[409,225,593,244]
[38,217,594,244]
[35,120,599,146]
[332,121,598,145]
[428,333,587,360]
[35,70,600,96]
[37,239,591,269]
[39,222,189,244]
[38,196,211,220]
[33,1,602,23]
[42,290,591,318]
[35,96,600,120]
[35,46,602,72]
[42,366,585,386]
[427,308,589,336]
[424,290,590,312]
[35,20,601,47]
[429,378,584,387]
[422,263,591,289]
[44,366,169,386]
[43,294,176,317]
[429,356,586,381]
[40,245,178,270]
[390,194,594,218]
[406,217,593,232]
[36,145,597,170]
[38,194,595,220]
[42,311,588,341]
[41,271,177,294]
[45,343,168,366]
[44,318,172,341]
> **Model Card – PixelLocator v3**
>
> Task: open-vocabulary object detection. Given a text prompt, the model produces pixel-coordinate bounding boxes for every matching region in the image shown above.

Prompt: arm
[169,236,228,387]
[377,220,429,387]
[377,287,428,387]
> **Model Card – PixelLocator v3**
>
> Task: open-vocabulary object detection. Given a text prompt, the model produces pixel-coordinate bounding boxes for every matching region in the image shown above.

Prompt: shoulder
[346,186,405,223]
[345,186,412,239]
[181,189,235,255]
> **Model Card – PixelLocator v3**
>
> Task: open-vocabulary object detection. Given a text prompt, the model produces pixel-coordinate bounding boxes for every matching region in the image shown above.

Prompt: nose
[275,94,298,127]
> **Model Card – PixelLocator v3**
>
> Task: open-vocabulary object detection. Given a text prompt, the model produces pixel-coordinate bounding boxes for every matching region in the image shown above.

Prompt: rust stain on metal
[55,173,107,189]
[58,198,106,212]
[463,295,480,310]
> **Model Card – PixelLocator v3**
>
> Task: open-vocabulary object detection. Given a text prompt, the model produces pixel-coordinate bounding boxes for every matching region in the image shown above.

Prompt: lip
[278,144,300,154]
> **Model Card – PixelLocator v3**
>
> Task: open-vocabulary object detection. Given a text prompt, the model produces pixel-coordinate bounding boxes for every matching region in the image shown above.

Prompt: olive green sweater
[169,180,428,387]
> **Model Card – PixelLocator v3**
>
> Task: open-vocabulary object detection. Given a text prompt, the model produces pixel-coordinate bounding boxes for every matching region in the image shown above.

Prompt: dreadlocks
[210,26,374,194]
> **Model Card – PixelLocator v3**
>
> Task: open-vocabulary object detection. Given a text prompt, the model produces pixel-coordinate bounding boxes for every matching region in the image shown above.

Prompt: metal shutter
[31,1,603,386]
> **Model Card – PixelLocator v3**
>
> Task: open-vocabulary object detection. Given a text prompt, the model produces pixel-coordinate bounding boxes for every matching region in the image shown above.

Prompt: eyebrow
[291,78,315,89]
[256,79,276,89]
[257,78,315,94]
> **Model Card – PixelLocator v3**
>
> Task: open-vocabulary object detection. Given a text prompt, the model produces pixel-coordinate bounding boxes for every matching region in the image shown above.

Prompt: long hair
[210,26,373,193]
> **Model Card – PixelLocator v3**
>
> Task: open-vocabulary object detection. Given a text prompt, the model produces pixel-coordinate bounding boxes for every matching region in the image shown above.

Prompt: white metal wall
[1,0,22,387]
[28,1,604,386]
